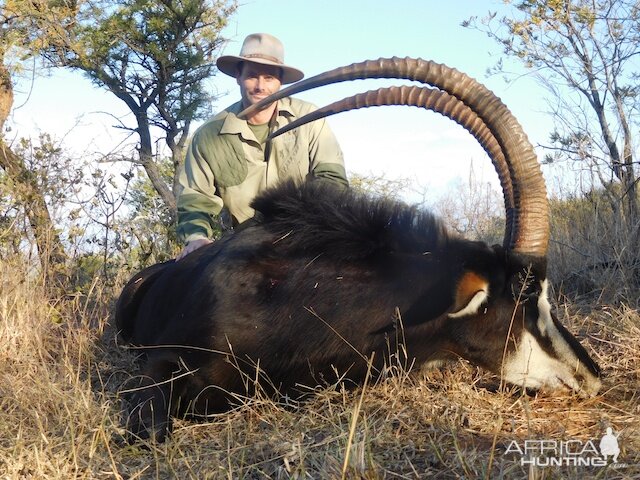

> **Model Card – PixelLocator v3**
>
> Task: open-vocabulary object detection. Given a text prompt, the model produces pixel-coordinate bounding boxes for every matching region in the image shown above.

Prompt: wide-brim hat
[216,33,304,84]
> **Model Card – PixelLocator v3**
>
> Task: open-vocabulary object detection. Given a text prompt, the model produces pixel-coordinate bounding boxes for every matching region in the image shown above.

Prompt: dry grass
[1,260,639,479]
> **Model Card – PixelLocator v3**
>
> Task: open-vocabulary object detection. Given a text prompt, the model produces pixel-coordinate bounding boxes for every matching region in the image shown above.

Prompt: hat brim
[217,55,304,84]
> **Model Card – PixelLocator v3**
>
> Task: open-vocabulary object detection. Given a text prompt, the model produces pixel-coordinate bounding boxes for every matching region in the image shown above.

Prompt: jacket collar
[219,98,297,137]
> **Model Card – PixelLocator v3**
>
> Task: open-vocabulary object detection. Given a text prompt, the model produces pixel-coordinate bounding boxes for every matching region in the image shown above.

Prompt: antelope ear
[448,271,489,318]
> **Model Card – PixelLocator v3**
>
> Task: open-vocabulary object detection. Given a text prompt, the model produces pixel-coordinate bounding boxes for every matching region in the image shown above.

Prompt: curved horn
[267,85,515,248]
[240,57,548,257]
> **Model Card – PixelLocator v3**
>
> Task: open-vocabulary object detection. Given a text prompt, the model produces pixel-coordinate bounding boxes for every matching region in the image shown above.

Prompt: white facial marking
[502,330,581,392]
[448,290,489,318]
[536,280,553,335]
[502,280,601,397]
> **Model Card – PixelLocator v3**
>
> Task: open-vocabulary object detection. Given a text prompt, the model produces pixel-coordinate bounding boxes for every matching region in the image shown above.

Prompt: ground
[0,265,638,479]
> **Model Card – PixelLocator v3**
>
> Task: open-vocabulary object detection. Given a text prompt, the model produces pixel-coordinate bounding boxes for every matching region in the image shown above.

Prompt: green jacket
[177,97,348,243]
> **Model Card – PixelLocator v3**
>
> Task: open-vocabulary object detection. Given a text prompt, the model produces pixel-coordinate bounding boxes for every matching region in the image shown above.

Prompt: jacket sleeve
[176,131,225,244]
[307,116,349,187]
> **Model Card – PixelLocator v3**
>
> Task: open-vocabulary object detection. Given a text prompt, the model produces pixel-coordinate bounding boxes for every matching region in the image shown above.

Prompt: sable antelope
[116,58,601,442]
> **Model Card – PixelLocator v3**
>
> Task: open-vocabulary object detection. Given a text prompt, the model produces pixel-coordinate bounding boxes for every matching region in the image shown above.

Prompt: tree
[466,0,639,228]
[432,162,503,244]
[24,0,236,224]
[0,11,69,284]
[349,172,413,201]
[122,156,183,265]
[1,133,86,249]
[465,0,640,292]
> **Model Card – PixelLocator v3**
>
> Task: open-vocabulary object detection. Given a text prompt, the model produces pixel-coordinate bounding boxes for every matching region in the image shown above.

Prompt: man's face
[237,63,283,108]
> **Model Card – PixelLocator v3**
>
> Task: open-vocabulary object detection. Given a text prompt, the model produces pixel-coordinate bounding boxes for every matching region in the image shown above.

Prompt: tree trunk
[140,151,178,223]
[135,112,178,224]
[167,125,189,201]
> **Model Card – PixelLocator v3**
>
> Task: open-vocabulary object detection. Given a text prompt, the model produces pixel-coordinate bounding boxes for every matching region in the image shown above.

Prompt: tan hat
[216,33,304,84]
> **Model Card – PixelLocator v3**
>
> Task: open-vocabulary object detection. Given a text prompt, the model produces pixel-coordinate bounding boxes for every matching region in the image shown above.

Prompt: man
[176,33,348,260]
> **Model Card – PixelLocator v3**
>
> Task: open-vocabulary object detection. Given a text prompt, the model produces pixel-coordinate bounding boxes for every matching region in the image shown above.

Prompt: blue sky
[9,0,557,200]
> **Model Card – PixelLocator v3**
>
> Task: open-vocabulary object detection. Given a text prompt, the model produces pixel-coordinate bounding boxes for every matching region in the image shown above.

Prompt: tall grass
[548,191,640,304]
[431,174,640,306]
[1,257,639,478]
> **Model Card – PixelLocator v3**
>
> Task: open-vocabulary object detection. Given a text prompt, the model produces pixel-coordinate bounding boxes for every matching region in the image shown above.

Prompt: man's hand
[176,238,213,261]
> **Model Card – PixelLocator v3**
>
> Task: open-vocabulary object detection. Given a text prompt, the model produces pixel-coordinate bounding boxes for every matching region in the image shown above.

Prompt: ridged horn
[239,57,549,257]
[266,85,515,249]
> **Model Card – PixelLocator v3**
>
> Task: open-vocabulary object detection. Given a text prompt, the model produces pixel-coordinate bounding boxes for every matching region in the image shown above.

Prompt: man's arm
[306,116,349,187]
[176,131,224,258]
[175,237,213,260]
